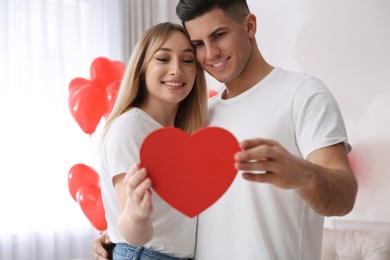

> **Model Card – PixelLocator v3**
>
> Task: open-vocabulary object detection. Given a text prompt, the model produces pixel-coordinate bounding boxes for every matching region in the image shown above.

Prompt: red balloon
[208,89,218,98]
[77,185,107,231]
[68,57,125,134]
[68,81,107,134]
[104,80,121,118]
[112,61,126,75]
[68,164,100,202]
[68,77,90,92]
[90,57,125,91]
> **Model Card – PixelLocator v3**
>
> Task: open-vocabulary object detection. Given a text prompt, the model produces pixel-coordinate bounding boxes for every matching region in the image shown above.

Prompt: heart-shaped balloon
[140,127,240,218]
[68,57,125,134]
[68,81,107,135]
[68,77,90,92]
[90,57,125,91]
[68,163,100,202]
[104,79,121,119]
[208,89,219,98]
[76,184,107,231]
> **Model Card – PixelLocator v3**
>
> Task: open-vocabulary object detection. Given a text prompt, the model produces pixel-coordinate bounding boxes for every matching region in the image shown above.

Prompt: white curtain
[0,0,171,258]
[122,0,173,60]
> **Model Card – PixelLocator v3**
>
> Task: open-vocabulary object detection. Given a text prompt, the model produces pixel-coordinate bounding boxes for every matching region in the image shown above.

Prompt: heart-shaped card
[140,126,240,218]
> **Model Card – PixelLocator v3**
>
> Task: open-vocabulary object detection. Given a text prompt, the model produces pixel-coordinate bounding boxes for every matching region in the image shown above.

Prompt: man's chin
[206,71,229,83]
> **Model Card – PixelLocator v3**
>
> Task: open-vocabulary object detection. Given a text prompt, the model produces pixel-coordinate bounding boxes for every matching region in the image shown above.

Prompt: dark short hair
[176,0,250,25]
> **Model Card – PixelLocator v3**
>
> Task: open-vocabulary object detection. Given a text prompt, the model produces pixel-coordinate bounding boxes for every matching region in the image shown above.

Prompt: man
[92,0,357,259]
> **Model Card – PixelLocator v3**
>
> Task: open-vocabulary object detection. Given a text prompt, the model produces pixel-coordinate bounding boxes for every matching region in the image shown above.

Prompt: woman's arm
[114,165,154,245]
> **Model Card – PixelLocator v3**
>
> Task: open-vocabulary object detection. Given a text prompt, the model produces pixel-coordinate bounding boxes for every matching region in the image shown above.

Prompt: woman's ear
[244,13,257,39]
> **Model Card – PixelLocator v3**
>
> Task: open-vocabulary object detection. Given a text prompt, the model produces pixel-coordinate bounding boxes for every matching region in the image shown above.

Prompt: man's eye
[215,32,225,39]
[192,42,204,48]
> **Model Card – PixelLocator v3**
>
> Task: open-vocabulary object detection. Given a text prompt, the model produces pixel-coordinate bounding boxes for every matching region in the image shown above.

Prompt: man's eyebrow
[208,27,227,38]
[190,26,227,43]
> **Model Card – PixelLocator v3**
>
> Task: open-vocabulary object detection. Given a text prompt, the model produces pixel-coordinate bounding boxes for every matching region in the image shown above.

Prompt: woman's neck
[138,102,179,127]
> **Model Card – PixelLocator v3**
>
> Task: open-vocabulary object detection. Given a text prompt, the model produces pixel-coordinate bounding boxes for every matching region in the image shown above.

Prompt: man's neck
[223,59,274,99]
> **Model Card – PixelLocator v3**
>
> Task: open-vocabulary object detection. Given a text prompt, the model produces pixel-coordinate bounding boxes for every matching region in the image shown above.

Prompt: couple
[93,0,358,259]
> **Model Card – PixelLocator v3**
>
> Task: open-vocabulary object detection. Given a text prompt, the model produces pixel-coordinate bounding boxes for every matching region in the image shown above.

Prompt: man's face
[184,8,252,84]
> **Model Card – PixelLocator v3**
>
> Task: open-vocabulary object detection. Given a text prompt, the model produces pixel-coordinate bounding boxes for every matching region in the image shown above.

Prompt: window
[0,0,124,234]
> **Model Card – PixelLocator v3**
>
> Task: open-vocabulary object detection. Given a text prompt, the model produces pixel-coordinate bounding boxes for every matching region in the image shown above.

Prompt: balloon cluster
[67,57,125,231]
[68,57,125,135]
[68,164,107,231]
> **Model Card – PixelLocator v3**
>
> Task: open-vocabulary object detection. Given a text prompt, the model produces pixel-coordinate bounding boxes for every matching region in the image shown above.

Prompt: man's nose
[205,43,221,60]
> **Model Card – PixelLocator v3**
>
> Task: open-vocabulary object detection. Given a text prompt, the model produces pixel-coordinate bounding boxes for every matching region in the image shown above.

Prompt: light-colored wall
[166,0,390,225]
[249,0,390,225]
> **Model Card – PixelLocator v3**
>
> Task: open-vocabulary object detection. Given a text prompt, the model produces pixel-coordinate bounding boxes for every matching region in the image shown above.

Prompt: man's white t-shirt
[99,108,197,258]
[194,68,350,260]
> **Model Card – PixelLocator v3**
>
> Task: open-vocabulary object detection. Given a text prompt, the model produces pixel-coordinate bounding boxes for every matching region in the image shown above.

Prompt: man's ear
[244,13,257,39]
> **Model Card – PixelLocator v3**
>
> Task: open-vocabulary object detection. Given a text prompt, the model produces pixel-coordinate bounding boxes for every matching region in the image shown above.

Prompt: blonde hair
[101,22,208,145]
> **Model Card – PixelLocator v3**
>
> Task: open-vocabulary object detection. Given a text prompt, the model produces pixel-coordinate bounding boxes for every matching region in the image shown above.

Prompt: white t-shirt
[99,108,197,258]
[194,68,350,260]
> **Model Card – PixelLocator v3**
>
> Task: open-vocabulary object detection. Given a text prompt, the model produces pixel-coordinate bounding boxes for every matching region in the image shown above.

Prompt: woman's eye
[156,58,169,62]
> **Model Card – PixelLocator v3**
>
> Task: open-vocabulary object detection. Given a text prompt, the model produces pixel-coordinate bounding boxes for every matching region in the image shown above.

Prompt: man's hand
[91,233,113,260]
[234,138,307,189]
[234,138,357,216]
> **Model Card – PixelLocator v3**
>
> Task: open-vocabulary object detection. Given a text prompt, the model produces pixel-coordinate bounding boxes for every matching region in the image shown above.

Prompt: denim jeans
[113,243,192,260]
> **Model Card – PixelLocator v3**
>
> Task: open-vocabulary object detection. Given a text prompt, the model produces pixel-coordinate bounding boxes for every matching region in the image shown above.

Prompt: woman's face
[144,30,197,108]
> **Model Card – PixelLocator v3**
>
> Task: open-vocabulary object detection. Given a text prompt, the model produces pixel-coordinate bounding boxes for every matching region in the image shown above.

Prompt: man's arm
[235,139,358,216]
[299,143,357,216]
[91,233,113,260]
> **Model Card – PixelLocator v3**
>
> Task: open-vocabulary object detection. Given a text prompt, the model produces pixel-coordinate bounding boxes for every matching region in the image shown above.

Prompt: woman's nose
[169,61,182,76]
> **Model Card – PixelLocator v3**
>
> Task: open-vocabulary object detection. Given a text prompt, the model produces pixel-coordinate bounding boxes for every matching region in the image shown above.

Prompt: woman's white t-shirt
[99,108,197,258]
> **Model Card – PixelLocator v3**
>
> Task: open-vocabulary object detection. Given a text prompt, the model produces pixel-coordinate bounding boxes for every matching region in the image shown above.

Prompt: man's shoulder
[273,67,316,82]
[270,67,326,90]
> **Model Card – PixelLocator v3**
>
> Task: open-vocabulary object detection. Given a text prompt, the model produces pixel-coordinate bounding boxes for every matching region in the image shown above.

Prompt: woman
[99,22,208,260]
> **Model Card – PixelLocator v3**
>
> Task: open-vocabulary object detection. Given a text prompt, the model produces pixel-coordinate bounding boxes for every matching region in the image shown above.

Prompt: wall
[248,0,390,225]
[167,0,390,225]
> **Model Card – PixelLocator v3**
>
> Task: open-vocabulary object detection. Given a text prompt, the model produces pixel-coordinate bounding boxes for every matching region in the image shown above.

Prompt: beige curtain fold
[121,0,178,61]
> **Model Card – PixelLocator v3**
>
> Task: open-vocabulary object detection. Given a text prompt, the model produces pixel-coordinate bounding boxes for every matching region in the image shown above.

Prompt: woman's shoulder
[109,108,161,136]
[113,108,148,125]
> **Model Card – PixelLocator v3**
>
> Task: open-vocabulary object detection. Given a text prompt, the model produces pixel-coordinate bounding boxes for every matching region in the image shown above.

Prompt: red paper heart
[140,127,240,218]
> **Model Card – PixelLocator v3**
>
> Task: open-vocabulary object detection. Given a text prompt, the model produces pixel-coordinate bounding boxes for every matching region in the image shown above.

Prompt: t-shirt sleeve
[102,115,146,179]
[293,77,351,159]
